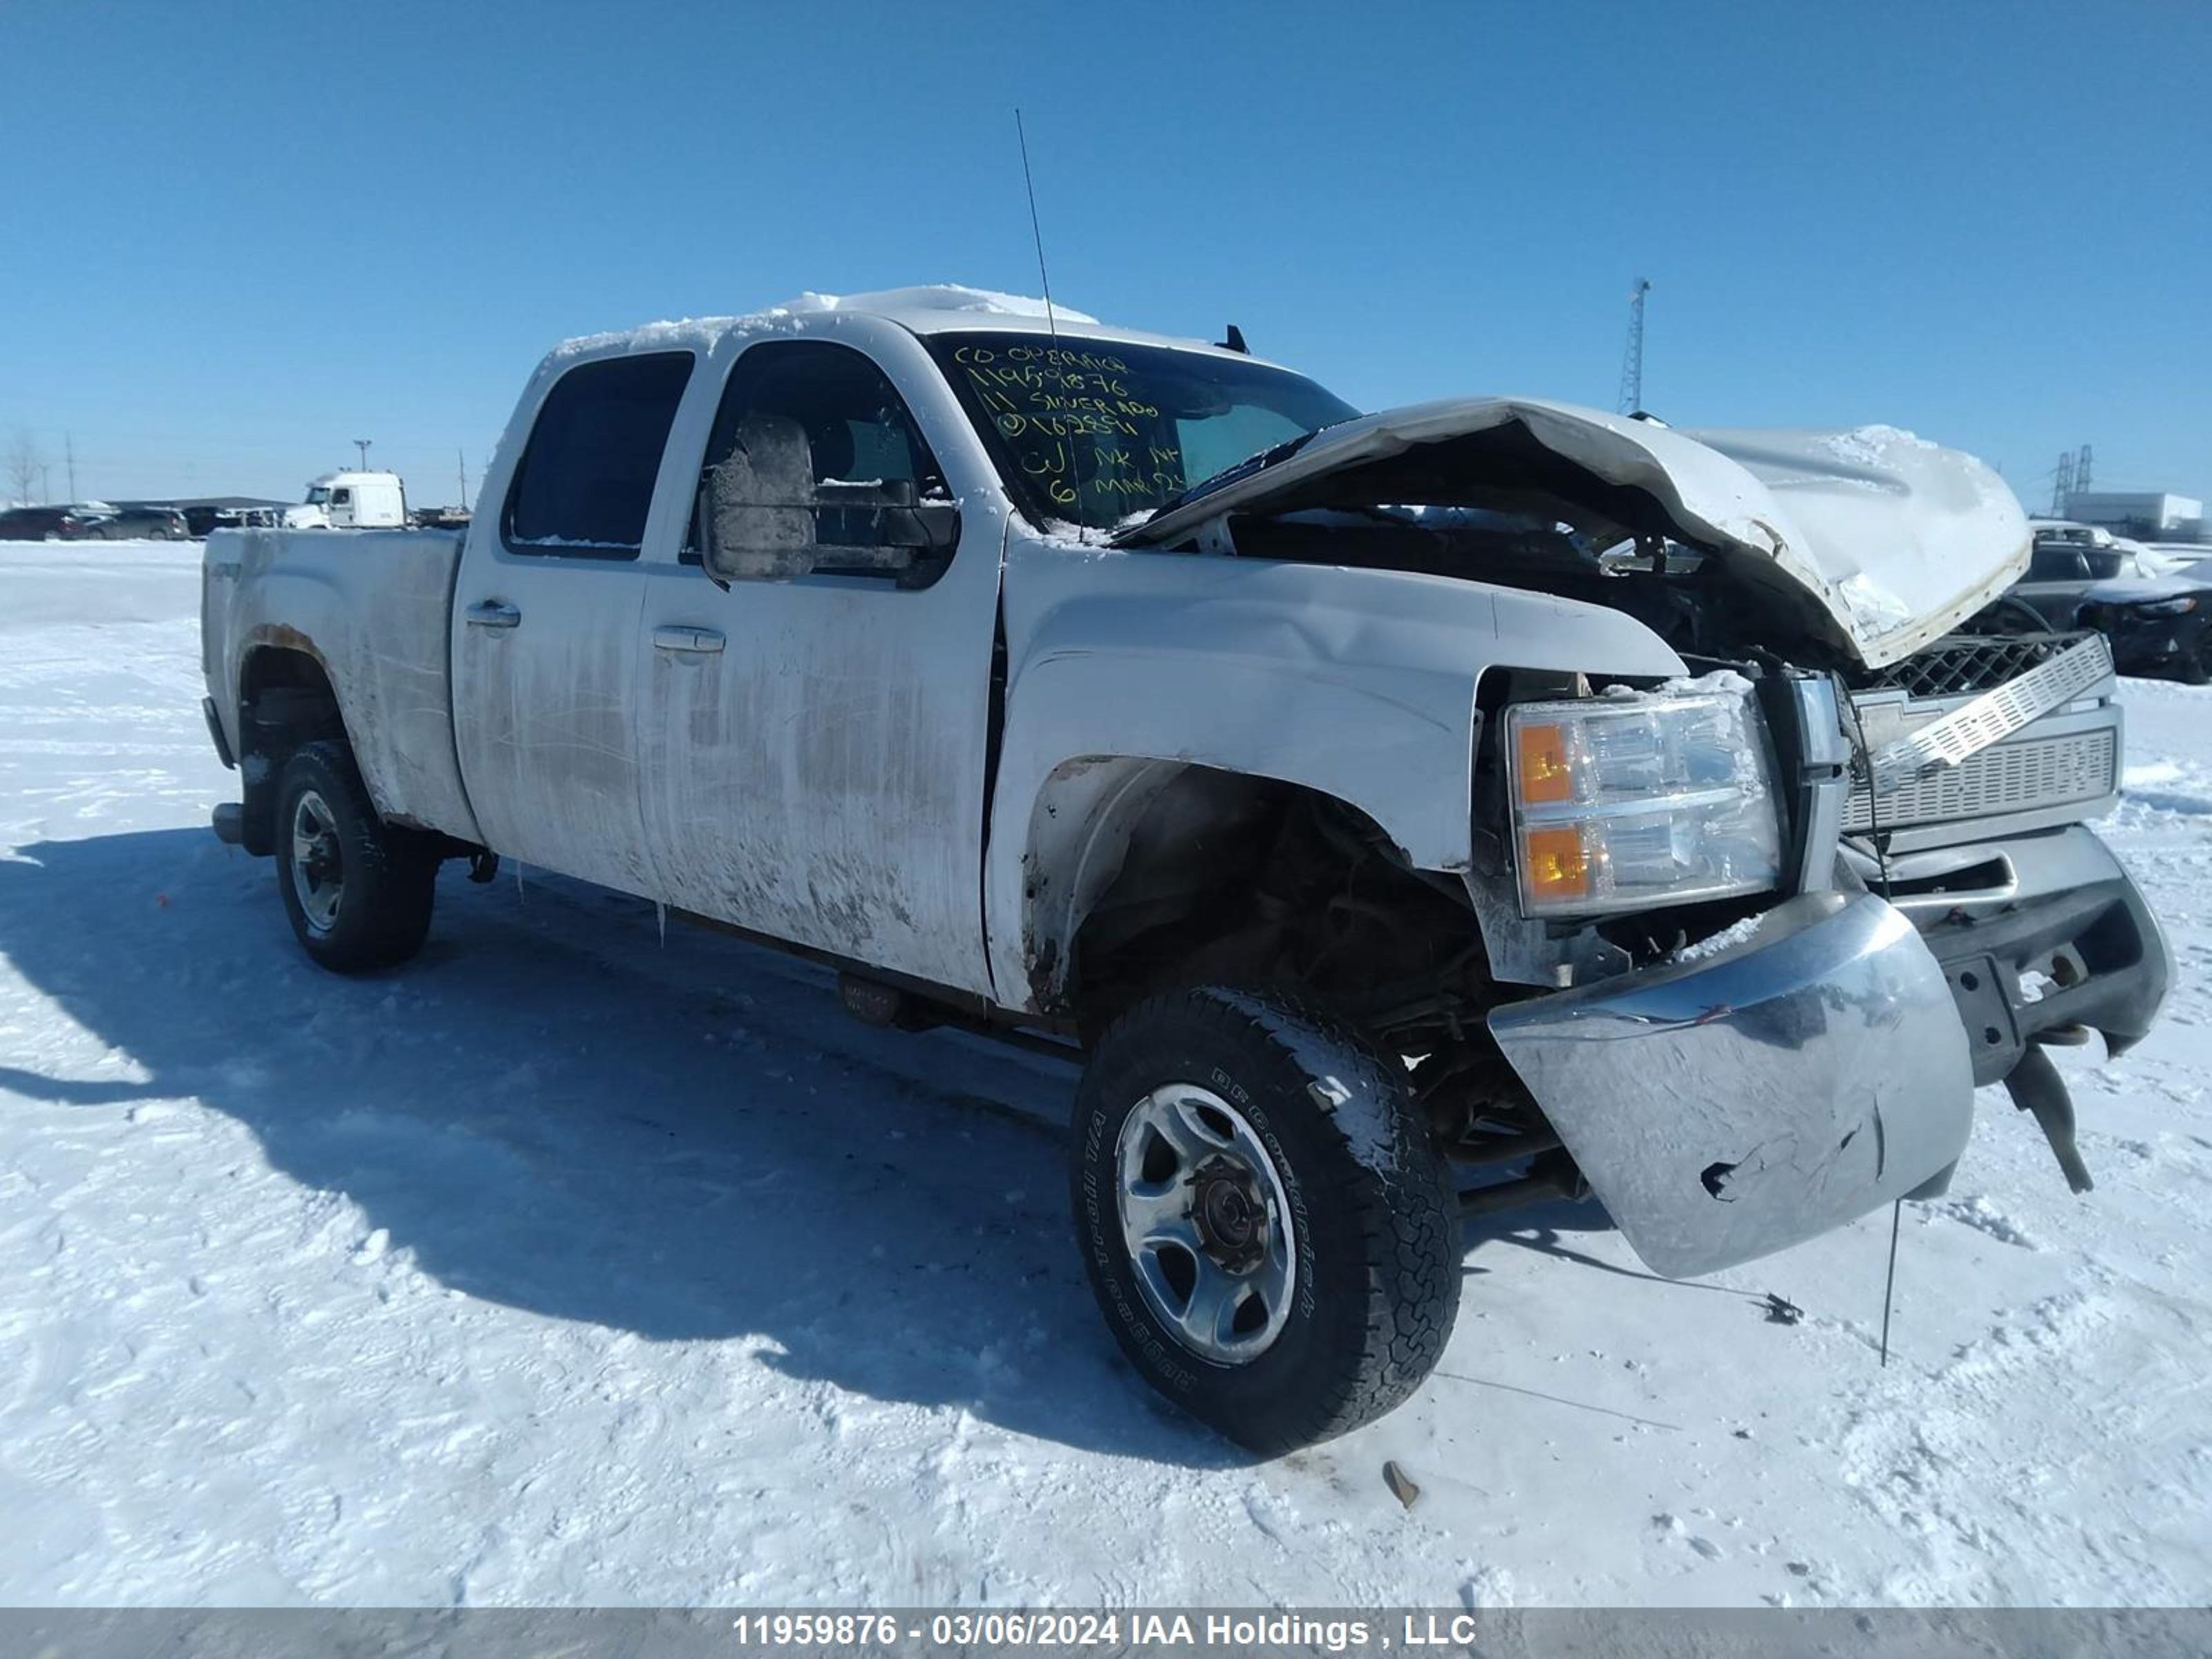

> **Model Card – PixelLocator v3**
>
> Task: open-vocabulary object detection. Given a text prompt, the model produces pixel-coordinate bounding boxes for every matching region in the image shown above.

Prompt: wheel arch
[234,638,349,856]
[995,753,1465,1026]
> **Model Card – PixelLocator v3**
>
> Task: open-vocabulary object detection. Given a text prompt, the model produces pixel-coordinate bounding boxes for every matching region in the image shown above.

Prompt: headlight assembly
[1503,682,1783,918]
[2136,595,2199,617]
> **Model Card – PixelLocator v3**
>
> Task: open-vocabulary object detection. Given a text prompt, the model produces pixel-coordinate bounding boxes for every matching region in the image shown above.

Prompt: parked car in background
[100,505,191,540]
[2077,564,2212,683]
[2108,536,2188,578]
[0,504,113,541]
[0,507,75,540]
[202,505,285,534]
[2137,541,2212,575]
[2007,522,2129,627]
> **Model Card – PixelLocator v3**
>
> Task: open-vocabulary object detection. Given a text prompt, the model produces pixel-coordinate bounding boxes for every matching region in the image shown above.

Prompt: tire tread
[1074,983,1459,1452]
[276,740,436,973]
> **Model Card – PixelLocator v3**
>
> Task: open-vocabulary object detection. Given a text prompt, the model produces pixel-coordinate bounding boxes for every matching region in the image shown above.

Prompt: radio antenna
[1015,108,1088,538]
[1014,109,1060,350]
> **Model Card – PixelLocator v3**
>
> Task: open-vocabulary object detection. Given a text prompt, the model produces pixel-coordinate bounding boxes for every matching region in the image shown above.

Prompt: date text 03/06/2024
[724,1611,1508,1651]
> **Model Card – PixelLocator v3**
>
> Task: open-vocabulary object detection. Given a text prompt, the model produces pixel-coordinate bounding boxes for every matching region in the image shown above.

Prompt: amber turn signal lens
[1521,825,1591,903]
[1515,722,1575,805]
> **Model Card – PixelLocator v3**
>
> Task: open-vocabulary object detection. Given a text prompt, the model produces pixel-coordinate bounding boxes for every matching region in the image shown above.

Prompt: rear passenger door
[452,349,695,897]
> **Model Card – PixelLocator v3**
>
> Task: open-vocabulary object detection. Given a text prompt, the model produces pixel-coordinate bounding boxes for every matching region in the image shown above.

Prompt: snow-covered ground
[1,541,2206,1608]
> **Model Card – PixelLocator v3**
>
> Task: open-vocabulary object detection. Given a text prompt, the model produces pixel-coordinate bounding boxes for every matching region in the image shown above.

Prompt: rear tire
[274,740,437,973]
[1071,984,1459,1453]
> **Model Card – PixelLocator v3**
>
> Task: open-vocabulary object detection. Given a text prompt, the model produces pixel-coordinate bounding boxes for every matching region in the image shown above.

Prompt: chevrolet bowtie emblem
[1862,633,2113,796]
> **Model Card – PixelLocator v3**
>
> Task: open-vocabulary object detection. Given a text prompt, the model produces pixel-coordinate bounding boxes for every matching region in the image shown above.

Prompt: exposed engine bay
[1118,398,2034,674]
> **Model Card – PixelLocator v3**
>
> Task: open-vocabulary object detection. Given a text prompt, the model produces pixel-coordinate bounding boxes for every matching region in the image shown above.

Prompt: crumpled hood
[1116,398,2030,669]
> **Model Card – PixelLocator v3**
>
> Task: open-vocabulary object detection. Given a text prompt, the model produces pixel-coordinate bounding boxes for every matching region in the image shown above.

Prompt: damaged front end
[1117,395,2034,673]
[1464,632,2168,1277]
[1488,891,1972,1279]
[1121,396,2170,1277]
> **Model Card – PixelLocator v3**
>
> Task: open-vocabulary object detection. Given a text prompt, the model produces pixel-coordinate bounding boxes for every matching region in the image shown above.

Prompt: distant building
[2062,491,2204,541]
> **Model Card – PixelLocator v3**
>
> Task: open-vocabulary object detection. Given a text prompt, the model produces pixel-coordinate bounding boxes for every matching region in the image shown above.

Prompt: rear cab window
[505,352,697,559]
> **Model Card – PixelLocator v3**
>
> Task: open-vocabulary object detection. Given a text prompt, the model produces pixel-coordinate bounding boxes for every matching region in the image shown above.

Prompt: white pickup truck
[201,285,2168,1451]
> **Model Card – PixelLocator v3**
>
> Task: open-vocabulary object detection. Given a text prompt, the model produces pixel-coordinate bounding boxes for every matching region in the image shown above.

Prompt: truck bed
[203,527,480,843]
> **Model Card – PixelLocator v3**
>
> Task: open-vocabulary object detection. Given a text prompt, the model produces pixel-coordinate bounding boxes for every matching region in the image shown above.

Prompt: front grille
[1857,630,2087,697]
[1845,726,2117,832]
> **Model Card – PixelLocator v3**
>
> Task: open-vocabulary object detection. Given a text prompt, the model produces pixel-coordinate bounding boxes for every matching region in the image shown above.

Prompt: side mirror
[701,415,960,585]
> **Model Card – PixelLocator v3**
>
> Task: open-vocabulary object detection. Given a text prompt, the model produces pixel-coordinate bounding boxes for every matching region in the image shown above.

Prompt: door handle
[653,624,726,655]
[465,600,521,630]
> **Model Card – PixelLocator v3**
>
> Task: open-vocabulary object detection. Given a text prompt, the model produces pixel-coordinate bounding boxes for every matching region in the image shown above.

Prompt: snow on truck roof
[547,283,1255,364]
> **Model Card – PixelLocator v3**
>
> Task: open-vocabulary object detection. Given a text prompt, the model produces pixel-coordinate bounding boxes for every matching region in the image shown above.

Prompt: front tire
[274,740,437,973]
[1071,984,1459,1452]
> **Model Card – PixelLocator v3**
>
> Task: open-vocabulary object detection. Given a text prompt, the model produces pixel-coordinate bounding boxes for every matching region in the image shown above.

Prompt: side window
[505,351,695,559]
[2029,546,2088,581]
[687,339,952,583]
[330,487,351,506]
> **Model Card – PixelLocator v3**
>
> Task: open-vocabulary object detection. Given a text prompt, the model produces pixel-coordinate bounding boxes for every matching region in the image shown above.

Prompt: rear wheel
[275,740,437,973]
[1071,984,1459,1452]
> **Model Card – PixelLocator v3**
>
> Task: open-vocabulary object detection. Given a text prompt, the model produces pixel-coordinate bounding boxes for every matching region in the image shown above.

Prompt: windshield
[923,332,1359,532]
[305,486,330,505]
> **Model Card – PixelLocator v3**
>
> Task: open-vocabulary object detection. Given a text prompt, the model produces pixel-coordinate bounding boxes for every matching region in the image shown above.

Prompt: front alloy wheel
[1071,984,1460,1453]
[1116,1084,1297,1363]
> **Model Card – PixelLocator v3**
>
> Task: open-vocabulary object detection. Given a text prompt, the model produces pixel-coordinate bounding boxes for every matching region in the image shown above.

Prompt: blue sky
[3,0,2206,512]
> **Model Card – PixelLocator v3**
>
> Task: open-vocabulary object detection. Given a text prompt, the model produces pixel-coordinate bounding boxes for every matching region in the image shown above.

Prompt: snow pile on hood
[1684,420,2031,662]
[774,284,1098,324]
[1817,424,1944,469]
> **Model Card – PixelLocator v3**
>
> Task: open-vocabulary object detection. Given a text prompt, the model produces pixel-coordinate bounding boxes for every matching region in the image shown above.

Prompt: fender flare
[983,559,1687,1011]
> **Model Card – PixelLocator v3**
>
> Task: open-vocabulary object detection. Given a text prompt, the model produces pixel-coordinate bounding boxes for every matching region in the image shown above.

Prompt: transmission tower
[2051,450,2074,516]
[1617,278,1651,414]
[2074,444,2093,494]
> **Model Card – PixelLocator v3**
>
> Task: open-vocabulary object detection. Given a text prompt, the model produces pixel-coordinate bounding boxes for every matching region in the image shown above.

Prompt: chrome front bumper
[1488,891,1974,1279]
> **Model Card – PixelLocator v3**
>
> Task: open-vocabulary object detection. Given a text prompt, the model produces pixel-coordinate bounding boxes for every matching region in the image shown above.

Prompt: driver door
[635,338,1004,994]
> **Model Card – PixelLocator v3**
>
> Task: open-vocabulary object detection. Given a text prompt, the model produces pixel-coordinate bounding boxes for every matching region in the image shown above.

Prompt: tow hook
[2005,1043,2094,1194]
[467,849,500,885]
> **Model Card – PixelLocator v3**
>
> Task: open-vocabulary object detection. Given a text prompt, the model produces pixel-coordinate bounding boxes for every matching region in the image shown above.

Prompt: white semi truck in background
[283,470,407,530]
